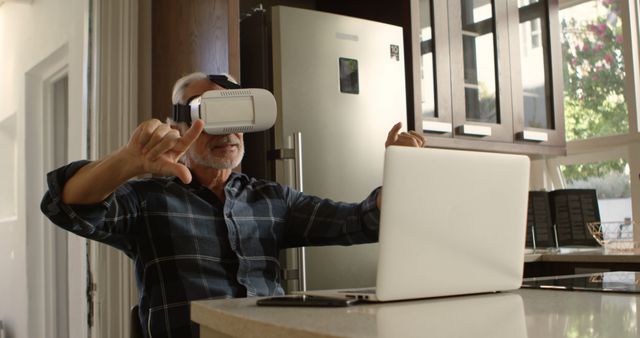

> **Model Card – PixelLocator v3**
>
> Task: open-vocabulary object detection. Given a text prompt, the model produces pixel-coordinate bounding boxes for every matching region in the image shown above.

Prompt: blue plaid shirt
[40,161,381,338]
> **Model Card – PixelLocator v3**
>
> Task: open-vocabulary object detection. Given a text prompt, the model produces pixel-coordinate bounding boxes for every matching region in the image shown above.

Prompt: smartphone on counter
[256,295,357,307]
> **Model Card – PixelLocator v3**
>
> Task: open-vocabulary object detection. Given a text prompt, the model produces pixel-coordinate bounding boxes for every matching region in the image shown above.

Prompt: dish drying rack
[587,220,639,252]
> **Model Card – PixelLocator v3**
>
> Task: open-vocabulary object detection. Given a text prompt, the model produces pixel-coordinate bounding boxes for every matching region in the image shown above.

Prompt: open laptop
[299,146,530,302]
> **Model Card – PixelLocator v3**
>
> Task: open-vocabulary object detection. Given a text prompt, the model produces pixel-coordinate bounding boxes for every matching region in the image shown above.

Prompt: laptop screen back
[375,147,530,301]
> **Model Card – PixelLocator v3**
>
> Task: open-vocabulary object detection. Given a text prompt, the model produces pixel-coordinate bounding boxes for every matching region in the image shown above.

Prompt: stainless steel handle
[292,132,306,291]
[458,124,492,137]
[273,133,307,292]
[517,130,548,142]
[423,120,453,133]
[268,132,307,291]
[293,132,304,193]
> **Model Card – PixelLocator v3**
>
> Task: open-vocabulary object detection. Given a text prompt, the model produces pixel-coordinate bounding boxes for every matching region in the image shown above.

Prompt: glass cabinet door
[419,0,436,118]
[448,0,514,141]
[412,0,565,153]
[417,0,454,135]
[510,0,565,146]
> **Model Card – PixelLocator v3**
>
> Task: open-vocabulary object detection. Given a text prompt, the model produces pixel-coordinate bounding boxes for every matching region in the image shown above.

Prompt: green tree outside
[559,0,629,191]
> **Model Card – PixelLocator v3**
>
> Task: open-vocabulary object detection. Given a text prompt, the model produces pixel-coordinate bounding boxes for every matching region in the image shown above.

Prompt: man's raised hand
[385,122,426,148]
[125,119,204,183]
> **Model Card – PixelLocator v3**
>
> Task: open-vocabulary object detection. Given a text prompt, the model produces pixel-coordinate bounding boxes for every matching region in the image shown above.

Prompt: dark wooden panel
[229,0,241,80]
[240,10,275,180]
[152,0,238,120]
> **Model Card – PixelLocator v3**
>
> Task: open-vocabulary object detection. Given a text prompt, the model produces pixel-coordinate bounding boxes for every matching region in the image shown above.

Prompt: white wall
[0,0,87,337]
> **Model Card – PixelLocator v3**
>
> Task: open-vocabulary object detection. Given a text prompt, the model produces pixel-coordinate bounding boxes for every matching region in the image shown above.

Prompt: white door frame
[25,44,82,338]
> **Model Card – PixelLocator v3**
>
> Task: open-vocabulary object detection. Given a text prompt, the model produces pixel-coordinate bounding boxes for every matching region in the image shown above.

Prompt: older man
[41,72,425,338]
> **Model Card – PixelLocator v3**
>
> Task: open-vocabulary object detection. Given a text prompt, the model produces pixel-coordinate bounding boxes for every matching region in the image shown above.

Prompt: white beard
[186,135,245,169]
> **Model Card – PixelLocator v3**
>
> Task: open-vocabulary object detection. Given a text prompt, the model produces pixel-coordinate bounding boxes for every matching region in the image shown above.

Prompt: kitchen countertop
[524,247,640,263]
[191,286,640,338]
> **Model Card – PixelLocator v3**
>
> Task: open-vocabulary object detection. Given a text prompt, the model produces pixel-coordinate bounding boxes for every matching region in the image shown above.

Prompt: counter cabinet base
[524,261,640,278]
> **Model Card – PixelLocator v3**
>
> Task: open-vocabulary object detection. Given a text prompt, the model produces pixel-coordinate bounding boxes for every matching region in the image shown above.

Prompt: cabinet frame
[415,0,566,155]
[448,0,514,142]
[509,0,566,148]
[412,0,453,136]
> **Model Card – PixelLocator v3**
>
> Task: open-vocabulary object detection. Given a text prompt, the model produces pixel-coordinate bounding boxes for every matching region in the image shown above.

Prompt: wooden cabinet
[318,0,566,155]
[416,0,565,155]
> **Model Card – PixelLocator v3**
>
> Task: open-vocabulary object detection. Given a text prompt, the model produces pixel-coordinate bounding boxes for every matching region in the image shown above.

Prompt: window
[519,0,554,130]
[519,0,542,50]
[419,0,437,118]
[461,0,498,123]
[559,0,629,141]
[560,158,631,222]
[550,0,639,235]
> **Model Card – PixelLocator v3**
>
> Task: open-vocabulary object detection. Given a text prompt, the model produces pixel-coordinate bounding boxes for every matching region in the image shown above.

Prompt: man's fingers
[408,131,426,147]
[168,163,193,184]
[387,122,402,138]
[146,129,181,160]
[391,131,426,148]
[149,161,192,183]
[175,119,204,153]
[137,120,203,172]
[386,122,403,147]
[397,133,420,147]
[386,122,426,148]
[136,119,163,148]
[142,124,173,155]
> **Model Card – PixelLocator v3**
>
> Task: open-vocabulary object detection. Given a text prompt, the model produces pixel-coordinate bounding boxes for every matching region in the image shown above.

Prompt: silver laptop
[300,146,530,301]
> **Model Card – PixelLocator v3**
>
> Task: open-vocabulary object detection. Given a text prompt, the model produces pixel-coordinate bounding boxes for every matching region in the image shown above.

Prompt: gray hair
[169,72,239,130]
[171,72,208,105]
[171,72,239,105]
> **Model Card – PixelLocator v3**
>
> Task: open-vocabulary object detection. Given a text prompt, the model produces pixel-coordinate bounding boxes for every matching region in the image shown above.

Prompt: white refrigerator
[269,6,407,291]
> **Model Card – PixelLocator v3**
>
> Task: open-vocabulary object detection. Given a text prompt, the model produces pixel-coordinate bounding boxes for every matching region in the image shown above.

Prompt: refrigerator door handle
[268,132,304,192]
[292,132,304,193]
[271,132,307,292]
[292,132,306,292]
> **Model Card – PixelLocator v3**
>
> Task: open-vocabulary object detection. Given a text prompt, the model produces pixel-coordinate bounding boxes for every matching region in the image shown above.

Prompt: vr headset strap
[172,104,192,124]
[208,75,242,89]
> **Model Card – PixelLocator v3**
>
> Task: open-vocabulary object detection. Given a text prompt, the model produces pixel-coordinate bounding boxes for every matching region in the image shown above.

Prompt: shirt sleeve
[281,186,382,248]
[40,160,140,257]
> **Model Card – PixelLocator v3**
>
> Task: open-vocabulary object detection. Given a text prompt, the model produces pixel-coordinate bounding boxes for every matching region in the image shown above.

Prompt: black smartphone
[256,295,357,307]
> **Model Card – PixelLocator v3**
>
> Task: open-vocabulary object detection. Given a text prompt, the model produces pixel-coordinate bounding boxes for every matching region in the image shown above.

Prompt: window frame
[545,0,640,239]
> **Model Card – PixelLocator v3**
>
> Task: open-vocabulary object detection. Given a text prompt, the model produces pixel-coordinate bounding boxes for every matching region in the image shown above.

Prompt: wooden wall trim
[151,0,238,120]
[228,0,240,80]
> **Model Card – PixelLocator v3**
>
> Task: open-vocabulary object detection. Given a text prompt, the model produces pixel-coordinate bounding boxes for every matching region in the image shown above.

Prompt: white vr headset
[172,75,277,135]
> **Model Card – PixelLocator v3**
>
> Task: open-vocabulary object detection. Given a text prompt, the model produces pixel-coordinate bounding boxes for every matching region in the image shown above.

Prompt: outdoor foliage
[560,0,628,184]
[563,160,631,198]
